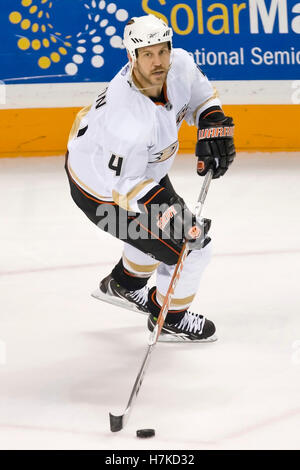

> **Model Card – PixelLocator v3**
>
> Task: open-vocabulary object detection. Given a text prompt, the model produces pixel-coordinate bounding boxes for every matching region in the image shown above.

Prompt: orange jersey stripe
[69,171,116,205]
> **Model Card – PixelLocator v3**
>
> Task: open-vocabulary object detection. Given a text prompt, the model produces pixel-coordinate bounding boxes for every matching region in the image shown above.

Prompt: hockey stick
[109,169,214,432]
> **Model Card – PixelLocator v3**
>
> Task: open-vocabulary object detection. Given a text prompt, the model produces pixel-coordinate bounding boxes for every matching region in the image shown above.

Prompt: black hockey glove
[156,196,211,251]
[196,107,236,179]
[137,184,211,251]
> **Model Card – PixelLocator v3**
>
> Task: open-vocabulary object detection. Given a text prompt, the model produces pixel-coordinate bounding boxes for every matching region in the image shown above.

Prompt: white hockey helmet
[123,14,173,61]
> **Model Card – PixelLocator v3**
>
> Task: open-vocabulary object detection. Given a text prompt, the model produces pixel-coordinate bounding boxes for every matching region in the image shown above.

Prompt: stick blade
[109,412,124,432]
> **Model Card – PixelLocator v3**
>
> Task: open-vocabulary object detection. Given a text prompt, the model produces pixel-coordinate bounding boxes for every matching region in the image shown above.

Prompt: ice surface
[0,152,299,450]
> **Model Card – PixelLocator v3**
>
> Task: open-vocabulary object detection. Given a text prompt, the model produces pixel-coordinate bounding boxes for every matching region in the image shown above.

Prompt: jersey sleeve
[180,50,222,126]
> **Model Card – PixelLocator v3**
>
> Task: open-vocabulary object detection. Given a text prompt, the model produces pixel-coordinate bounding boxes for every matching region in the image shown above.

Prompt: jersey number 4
[108,154,123,176]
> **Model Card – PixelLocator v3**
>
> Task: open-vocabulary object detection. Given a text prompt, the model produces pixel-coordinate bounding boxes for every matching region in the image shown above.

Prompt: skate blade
[91,288,148,315]
[157,333,218,343]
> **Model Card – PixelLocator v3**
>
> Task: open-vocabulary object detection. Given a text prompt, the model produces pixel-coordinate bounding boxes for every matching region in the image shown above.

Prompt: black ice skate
[148,311,217,342]
[91,274,149,315]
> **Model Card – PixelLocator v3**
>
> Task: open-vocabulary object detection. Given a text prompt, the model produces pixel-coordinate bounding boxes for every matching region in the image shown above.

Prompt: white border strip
[0,80,298,109]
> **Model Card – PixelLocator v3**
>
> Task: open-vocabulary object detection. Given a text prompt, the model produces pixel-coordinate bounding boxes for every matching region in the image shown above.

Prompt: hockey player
[65,14,236,342]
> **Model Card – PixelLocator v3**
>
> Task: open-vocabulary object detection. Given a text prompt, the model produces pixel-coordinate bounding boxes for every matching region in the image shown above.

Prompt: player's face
[132,42,171,93]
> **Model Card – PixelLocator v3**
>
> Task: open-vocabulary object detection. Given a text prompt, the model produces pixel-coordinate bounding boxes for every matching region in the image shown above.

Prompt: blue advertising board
[1,0,300,83]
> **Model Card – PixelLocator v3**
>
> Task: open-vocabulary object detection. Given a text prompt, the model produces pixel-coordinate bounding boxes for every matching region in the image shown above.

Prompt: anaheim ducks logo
[150,141,179,163]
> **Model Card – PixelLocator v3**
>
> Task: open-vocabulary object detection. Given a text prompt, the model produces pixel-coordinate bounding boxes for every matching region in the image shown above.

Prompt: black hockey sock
[111,258,149,291]
[147,286,186,325]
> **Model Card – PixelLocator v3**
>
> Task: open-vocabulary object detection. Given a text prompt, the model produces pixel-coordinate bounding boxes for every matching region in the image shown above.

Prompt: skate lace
[176,311,204,334]
[129,286,149,307]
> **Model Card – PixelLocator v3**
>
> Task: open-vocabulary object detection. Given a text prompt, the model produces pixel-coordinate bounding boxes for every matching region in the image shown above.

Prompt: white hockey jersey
[67,48,221,212]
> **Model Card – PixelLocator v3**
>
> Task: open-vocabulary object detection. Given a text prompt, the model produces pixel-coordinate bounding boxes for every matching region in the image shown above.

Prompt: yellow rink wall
[1,103,300,158]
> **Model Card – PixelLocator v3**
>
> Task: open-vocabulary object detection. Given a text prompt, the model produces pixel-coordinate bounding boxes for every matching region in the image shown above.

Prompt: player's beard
[133,62,169,93]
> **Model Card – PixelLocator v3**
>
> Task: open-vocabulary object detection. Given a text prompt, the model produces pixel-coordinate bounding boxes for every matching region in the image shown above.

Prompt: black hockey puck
[136,428,155,438]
